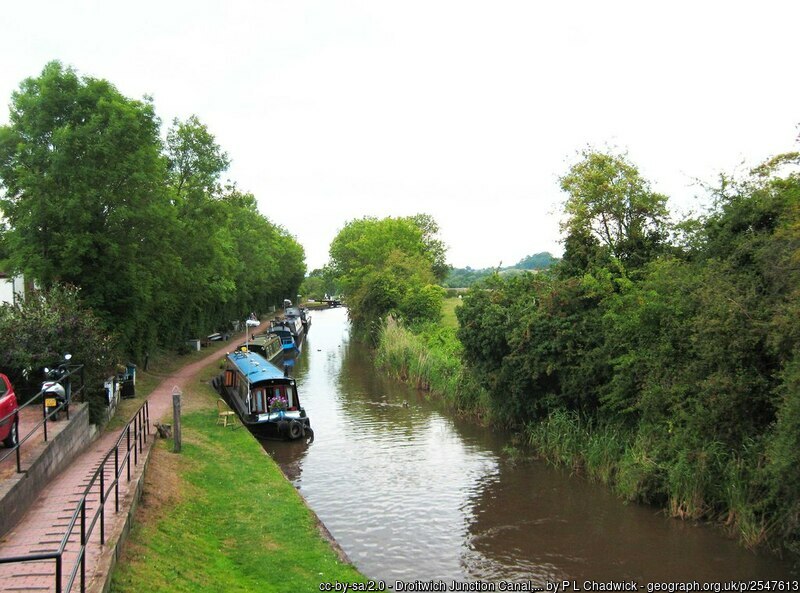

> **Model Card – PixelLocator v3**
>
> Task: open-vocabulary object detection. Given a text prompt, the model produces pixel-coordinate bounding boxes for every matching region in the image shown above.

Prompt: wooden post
[172,386,182,453]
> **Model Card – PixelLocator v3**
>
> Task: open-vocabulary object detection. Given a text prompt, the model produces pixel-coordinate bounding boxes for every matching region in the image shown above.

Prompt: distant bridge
[318,299,343,308]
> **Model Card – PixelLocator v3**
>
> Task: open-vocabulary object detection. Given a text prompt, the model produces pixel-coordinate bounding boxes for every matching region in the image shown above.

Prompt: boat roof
[227,350,288,383]
[269,326,293,335]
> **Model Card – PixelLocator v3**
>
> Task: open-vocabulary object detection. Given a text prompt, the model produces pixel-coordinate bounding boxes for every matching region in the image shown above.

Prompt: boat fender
[277,420,289,436]
[288,420,303,440]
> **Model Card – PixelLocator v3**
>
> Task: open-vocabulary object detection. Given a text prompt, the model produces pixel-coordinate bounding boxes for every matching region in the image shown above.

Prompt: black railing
[0,399,150,593]
[0,364,85,473]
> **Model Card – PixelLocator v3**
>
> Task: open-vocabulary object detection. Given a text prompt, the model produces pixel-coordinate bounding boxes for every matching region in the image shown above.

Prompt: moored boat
[286,306,312,334]
[215,349,312,441]
[300,307,311,333]
[247,332,283,363]
[268,322,298,352]
[277,311,304,340]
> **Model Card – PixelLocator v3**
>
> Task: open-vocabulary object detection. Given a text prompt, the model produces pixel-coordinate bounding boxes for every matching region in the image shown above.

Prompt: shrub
[0,284,119,421]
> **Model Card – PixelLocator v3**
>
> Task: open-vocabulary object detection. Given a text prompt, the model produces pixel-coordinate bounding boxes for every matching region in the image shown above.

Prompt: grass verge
[110,359,366,592]
[440,297,461,330]
[106,346,222,431]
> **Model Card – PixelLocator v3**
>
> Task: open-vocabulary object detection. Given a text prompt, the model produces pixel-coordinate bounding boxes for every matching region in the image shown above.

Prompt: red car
[0,373,19,448]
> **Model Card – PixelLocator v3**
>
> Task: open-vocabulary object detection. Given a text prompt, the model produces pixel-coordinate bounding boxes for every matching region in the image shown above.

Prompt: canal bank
[110,348,365,592]
[262,307,798,582]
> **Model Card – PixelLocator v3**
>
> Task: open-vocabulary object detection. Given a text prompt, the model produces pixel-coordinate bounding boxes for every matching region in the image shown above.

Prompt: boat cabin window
[250,388,267,414]
[267,384,297,411]
[224,369,237,387]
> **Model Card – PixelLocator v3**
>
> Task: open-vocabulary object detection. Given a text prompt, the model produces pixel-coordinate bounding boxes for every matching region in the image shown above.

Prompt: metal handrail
[0,399,150,593]
[0,364,86,472]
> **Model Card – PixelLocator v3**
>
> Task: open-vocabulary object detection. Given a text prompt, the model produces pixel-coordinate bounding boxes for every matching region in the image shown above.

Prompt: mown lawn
[110,367,365,593]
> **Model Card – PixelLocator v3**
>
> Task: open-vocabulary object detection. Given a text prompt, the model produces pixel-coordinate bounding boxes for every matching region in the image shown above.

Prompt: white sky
[1,1,798,270]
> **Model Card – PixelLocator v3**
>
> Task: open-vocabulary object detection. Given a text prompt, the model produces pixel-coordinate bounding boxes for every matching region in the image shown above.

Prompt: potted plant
[268,394,288,416]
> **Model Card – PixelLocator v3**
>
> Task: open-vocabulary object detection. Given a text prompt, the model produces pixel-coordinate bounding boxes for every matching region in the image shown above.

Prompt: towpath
[0,328,263,593]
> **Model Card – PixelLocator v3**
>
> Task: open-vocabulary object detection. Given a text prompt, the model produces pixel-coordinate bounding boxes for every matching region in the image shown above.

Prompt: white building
[0,274,26,306]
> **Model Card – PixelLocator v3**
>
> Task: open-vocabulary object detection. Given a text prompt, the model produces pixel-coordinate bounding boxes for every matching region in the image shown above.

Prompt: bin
[125,363,137,385]
[121,378,135,399]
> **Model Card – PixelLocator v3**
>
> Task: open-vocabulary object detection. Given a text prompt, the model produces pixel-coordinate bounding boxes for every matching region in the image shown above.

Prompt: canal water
[262,307,797,584]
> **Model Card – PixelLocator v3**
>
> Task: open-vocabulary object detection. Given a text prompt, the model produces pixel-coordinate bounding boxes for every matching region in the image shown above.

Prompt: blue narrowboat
[215,349,312,441]
[268,322,298,352]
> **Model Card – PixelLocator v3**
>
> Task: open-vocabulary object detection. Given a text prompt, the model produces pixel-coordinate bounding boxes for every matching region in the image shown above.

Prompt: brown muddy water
[262,307,798,584]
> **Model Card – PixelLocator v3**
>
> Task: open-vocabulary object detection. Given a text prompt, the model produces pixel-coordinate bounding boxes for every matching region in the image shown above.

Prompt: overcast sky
[1,1,798,270]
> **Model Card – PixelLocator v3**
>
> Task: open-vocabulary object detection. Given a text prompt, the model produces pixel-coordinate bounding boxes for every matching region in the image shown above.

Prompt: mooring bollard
[172,386,182,453]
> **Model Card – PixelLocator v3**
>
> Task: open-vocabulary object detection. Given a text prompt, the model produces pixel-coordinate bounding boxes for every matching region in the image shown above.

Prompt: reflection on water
[262,308,796,582]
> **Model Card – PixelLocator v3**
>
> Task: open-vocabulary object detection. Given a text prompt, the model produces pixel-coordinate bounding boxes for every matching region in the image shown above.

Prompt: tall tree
[409,213,450,281]
[0,61,177,353]
[166,115,230,200]
[329,215,446,332]
[559,150,669,273]
[163,116,236,338]
[0,63,307,355]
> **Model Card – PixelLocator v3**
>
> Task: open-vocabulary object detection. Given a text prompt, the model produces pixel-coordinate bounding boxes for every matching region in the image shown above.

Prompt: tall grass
[525,410,776,549]
[526,409,629,486]
[375,316,491,417]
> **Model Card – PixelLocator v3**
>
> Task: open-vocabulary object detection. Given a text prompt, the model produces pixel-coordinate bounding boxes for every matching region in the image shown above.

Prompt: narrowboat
[268,322,298,352]
[215,349,312,441]
[286,306,312,334]
[278,312,304,340]
[300,307,312,333]
[270,317,303,345]
[247,333,283,363]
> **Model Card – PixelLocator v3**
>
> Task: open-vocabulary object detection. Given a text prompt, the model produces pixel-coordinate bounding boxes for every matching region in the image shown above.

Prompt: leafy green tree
[196,187,305,327]
[559,150,669,273]
[331,217,422,289]
[457,271,610,424]
[409,213,450,281]
[163,116,238,340]
[300,275,326,301]
[0,61,177,354]
[0,63,307,357]
[166,115,230,199]
[300,267,339,300]
[329,215,446,333]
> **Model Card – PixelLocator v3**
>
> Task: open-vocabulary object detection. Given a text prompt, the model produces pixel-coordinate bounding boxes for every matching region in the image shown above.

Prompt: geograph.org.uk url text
[319,580,800,593]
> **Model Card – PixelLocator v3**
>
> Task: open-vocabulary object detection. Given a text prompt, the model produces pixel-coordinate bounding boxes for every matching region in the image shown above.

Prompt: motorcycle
[43,353,72,421]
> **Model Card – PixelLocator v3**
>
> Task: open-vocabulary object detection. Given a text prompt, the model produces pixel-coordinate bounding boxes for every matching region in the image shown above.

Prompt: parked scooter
[43,353,72,421]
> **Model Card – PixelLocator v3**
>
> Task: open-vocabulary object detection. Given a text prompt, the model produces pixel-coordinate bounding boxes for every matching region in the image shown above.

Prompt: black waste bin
[121,378,135,399]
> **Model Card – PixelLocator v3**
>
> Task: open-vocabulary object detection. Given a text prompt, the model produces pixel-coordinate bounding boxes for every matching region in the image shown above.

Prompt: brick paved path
[0,329,260,593]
